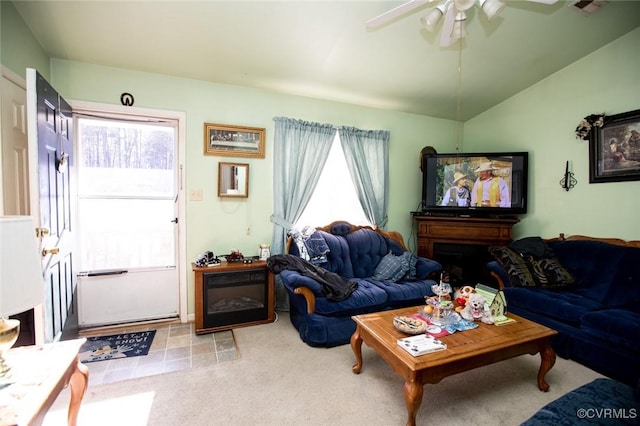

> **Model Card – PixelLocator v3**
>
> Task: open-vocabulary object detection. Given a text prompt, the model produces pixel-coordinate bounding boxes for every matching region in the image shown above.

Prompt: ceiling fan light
[479,0,506,20]
[421,5,446,32]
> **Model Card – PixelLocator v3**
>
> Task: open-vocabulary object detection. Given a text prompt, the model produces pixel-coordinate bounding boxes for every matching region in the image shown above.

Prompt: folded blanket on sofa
[288,227,330,264]
[267,254,357,301]
[305,232,330,258]
[508,236,554,258]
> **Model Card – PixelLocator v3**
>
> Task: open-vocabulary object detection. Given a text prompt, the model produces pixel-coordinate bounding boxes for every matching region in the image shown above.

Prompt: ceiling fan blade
[439,6,457,47]
[366,0,434,29]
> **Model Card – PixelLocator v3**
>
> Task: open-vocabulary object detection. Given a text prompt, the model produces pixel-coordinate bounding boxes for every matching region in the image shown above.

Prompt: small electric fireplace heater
[193,261,275,334]
[203,269,268,329]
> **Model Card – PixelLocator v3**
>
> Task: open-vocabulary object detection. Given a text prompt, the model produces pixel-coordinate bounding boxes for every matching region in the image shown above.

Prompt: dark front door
[28,69,76,342]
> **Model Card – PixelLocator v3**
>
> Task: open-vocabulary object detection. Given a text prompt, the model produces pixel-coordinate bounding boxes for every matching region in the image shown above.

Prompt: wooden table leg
[537,339,556,392]
[67,360,89,426]
[403,372,423,426]
[351,327,363,374]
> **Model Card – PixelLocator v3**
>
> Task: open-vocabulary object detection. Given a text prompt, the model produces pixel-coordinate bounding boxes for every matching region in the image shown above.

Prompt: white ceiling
[12,0,640,121]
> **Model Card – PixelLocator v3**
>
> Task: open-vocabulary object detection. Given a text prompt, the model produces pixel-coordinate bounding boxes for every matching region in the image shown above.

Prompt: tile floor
[78,321,238,385]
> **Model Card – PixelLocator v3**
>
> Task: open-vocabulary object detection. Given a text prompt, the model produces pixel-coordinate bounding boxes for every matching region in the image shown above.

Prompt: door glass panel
[78,198,175,270]
[78,118,174,197]
[77,117,177,272]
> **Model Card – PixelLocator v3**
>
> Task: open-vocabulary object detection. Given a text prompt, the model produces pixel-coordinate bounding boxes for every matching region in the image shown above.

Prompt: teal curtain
[338,127,390,228]
[271,117,336,310]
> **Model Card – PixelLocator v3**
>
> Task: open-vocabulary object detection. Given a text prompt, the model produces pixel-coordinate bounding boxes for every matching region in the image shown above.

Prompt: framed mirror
[218,162,249,198]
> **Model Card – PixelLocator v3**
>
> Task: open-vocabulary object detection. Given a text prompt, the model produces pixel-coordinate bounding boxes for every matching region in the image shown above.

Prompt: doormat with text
[79,330,156,363]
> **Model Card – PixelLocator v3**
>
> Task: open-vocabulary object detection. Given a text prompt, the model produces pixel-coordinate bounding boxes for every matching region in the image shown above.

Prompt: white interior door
[75,115,180,327]
[1,69,29,216]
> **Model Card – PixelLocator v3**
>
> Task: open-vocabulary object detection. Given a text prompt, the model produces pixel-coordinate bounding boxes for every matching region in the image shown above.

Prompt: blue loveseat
[487,235,640,386]
[273,221,442,347]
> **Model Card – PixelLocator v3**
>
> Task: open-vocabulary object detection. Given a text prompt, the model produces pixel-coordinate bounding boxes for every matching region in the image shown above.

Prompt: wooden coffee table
[0,338,89,426]
[351,307,557,426]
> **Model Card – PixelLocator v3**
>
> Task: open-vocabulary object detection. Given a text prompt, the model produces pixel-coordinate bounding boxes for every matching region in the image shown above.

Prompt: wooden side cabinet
[192,260,275,334]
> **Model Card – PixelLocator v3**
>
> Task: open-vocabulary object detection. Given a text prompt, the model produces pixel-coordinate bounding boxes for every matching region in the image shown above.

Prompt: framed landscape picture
[589,109,640,183]
[204,123,265,158]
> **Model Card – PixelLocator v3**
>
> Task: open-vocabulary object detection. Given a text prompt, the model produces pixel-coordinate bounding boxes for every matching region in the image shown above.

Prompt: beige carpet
[44,311,603,425]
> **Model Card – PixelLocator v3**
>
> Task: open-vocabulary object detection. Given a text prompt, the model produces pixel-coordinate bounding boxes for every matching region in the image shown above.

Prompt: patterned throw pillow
[400,252,419,281]
[526,256,575,289]
[489,246,575,289]
[372,252,409,282]
[488,246,537,288]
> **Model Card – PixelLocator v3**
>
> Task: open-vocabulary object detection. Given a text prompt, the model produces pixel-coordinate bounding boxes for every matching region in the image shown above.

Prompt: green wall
[0,1,49,79]
[49,58,457,252]
[2,2,460,316]
[3,0,639,315]
[465,27,640,241]
[46,60,458,314]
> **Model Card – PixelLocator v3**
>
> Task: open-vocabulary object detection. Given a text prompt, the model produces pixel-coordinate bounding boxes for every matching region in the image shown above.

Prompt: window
[76,116,178,271]
[295,133,370,227]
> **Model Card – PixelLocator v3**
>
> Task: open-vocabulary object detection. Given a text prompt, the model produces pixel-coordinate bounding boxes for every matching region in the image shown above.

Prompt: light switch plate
[189,188,203,201]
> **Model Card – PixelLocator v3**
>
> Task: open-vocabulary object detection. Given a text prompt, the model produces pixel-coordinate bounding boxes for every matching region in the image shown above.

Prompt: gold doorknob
[35,227,50,238]
[42,247,60,256]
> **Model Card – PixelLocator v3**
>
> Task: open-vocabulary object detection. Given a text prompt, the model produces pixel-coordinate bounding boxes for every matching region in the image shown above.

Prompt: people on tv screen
[441,172,470,207]
[470,162,510,208]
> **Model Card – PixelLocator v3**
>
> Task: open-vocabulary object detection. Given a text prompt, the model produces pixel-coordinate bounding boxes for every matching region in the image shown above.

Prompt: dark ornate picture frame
[589,108,640,183]
[204,122,265,158]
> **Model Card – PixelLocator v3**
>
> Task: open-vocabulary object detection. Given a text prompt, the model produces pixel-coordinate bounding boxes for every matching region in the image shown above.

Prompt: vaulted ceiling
[12,1,640,121]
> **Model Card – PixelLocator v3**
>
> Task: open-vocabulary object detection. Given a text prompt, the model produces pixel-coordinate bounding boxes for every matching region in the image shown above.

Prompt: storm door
[75,114,180,327]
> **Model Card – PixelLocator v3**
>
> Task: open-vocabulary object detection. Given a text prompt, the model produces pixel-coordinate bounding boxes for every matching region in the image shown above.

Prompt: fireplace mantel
[413,215,519,286]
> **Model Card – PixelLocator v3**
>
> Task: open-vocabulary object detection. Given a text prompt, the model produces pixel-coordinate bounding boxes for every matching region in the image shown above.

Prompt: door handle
[42,247,60,257]
[36,227,50,238]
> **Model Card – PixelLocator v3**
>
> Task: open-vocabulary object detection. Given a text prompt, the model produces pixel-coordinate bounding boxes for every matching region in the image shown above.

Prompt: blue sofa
[273,221,442,347]
[522,378,639,425]
[487,235,640,386]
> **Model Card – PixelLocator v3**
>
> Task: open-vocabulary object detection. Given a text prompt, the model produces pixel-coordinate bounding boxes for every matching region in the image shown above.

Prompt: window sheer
[295,133,370,228]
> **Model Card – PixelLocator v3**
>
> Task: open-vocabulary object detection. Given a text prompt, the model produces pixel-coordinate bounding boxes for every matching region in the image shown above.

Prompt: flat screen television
[419,151,529,217]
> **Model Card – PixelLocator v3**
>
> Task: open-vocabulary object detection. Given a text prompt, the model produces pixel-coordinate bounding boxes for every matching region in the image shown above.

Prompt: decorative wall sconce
[560,160,577,191]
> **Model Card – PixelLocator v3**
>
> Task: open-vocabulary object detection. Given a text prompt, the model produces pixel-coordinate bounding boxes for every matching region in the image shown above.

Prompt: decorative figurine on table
[460,293,494,324]
[422,273,458,326]
[453,285,475,314]
[226,250,245,262]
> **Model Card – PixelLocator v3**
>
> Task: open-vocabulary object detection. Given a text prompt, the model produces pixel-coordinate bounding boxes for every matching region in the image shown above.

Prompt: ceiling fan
[366,0,560,47]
